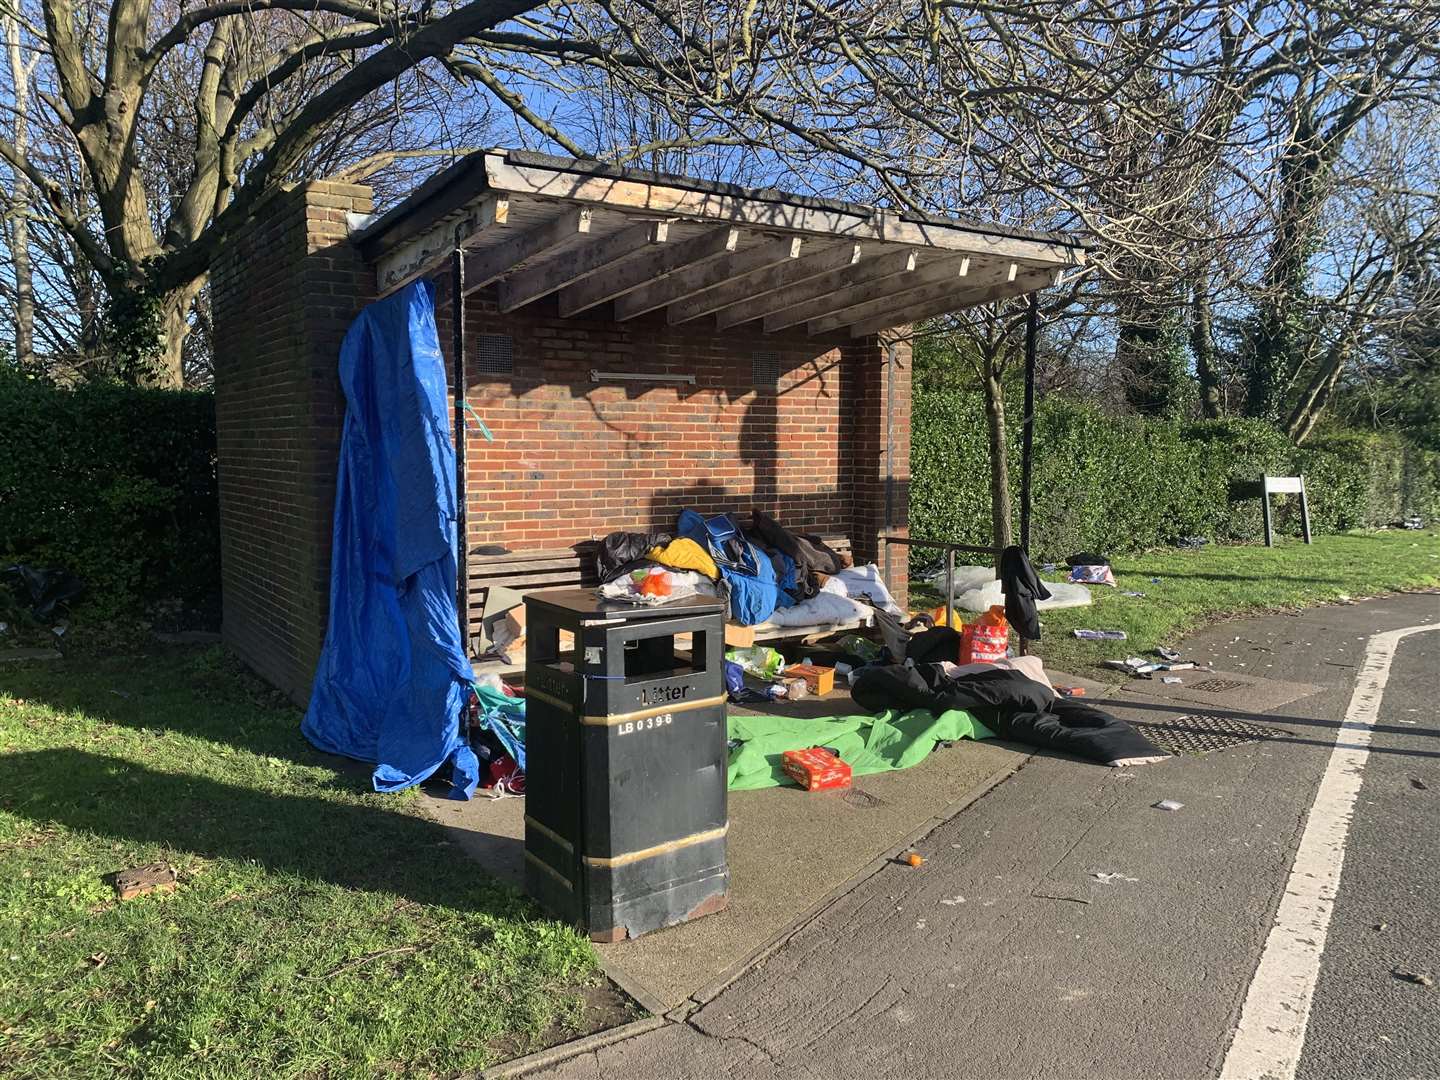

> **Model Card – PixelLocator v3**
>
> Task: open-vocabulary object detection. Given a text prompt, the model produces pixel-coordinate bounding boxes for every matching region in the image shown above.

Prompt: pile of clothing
[466,679,527,798]
[595,510,899,627]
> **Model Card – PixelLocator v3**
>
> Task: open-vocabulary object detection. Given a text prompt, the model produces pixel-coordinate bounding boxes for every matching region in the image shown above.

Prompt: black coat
[851,663,1164,766]
[999,545,1050,641]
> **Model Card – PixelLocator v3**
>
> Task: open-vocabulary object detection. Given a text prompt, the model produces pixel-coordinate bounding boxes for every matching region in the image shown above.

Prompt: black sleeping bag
[595,530,671,583]
[851,664,1165,766]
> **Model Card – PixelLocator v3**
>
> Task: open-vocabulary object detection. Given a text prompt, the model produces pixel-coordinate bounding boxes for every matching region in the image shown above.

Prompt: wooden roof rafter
[356,149,1086,338]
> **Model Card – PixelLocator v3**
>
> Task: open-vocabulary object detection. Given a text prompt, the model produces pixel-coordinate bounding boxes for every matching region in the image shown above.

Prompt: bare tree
[2,0,1435,404]
[0,0,536,386]
[1278,106,1440,441]
[1,8,40,370]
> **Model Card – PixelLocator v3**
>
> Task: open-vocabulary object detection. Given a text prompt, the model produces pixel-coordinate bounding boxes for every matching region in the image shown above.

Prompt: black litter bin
[522,589,729,942]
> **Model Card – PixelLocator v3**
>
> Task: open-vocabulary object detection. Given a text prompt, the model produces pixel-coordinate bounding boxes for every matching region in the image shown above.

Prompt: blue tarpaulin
[302,281,479,800]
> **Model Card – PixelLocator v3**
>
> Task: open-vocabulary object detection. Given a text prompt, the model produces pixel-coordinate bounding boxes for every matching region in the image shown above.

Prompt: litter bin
[522,589,729,942]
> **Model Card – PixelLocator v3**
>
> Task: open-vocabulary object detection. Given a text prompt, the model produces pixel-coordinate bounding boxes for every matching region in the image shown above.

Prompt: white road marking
[1219,622,1438,1080]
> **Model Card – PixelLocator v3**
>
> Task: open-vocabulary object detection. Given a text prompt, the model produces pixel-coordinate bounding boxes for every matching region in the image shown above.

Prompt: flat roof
[353,148,1085,338]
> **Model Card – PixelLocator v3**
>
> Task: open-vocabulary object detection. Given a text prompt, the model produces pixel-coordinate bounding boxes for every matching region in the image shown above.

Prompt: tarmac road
[1294,627,1439,1080]
[521,591,1440,1080]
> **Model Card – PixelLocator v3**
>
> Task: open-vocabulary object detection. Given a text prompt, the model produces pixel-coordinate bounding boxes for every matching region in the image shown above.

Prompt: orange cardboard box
[781,747,852,792]
[783,663,835,696]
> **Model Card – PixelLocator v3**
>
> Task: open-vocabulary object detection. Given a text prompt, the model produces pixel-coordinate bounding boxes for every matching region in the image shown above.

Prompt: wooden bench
[466,536,865,665]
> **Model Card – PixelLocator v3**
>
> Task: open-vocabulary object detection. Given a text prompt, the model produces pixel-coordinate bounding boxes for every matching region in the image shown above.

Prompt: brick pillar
[211,180,376,703]
[843,333,912,609]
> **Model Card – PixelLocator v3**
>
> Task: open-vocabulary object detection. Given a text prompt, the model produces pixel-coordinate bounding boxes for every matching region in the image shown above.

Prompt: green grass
[0,647,602,1079]
[918,530,1440,677]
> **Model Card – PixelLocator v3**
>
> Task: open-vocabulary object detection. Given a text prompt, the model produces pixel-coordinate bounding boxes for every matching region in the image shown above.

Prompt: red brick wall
[211,181,374,703]
[434,284,910,604]
[214,181,913,699]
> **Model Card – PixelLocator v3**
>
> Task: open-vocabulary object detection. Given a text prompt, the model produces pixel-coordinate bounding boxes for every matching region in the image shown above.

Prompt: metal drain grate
[1188,678,1249,694]
[1131,712,1286,756]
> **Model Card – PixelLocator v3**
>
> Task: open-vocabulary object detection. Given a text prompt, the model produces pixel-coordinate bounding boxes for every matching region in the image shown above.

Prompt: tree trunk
[9,187,34,369]
[156,279,204,388]
[4,15,35,369]
[1285,334,1352,444]
[1191,281,1222,419]
[982,370,1013,556]
[1246,107,1325,423]
[105,273,203,389]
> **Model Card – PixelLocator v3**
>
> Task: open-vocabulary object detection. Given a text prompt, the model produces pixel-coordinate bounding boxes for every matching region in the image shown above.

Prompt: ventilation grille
[1188,678,1249,694]
[753,351,781,389]
[1130,712,1287,756]
[474,333,513,375]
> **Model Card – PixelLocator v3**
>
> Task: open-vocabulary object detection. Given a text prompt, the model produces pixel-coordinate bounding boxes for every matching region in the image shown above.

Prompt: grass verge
[0,647,611,1079]
[916,530,1440,676]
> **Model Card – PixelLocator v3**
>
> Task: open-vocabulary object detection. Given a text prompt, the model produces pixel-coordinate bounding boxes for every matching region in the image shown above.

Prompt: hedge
[0,373,219,618]
[911,390,1440,559]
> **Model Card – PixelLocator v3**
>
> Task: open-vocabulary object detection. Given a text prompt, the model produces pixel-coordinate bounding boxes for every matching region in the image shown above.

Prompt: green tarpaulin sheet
[727,709,996,790]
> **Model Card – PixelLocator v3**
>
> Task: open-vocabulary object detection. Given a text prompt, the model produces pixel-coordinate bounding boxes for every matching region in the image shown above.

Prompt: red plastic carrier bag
[960,605,1009,664]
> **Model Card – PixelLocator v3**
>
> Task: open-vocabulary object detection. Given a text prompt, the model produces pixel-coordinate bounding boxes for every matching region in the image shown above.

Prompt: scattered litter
[1121,591,1146,598]
[939,895,967,906]
[1056,686,1086,697]
[1411,778,1429,791]
[1335,594,1356,605]
[1400,720,1418,725]
[1150,577,1162,584]
[110,862,177,901]
[1105,656,1158,676]
[1041,562,1057,572]
[1175,536,1208,549]
[903,851,924,868]
[1092,872,1139,885]
[1073,629,1128,641]
[1373,923,1388,931]
[1157,662,1196,671]
[1161,676,1183,684]
[1070,564,1117,587]
[914,919,927,930]
[1154,647,1181,662]
[1153,799,1184,812]
[1392,969,1434,988]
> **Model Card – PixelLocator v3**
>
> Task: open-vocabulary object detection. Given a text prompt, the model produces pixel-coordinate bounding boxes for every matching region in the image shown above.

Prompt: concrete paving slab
[1117,666,1321,712]
[421,685,1029,1010]
[419,788,525,888]
[596,738,1026,1008]
[1044,668,1119,699]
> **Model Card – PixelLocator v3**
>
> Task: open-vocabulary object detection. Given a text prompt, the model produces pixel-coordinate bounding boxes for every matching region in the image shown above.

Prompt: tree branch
[159,0,544,288]
[0,133,113,275]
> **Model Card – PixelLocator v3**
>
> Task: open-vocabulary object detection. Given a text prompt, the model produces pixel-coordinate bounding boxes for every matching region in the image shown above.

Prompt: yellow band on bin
[582,823,729,869]
[525,815,574,852]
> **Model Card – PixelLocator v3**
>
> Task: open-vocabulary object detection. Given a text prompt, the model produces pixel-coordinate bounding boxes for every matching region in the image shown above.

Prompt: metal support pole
[944,546,954,625]
[883,339,896,588]
[1020,292,1038,555]
[451,251,470,655]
